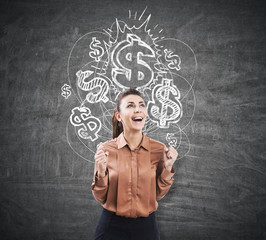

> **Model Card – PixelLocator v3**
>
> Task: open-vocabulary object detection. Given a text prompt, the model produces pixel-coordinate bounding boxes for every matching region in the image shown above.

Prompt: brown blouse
[91,132,175,218]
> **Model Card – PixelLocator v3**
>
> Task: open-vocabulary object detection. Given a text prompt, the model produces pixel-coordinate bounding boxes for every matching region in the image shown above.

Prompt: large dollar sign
[147,78,182,128]
[70,107,101,141]
[111,34,155,89]
[89,37,104,62]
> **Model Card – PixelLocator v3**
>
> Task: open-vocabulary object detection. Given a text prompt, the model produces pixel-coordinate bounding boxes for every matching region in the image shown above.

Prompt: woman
[91,88,178,240]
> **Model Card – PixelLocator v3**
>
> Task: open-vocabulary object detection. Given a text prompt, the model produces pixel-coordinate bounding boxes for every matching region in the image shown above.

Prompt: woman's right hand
[95,148,109,178]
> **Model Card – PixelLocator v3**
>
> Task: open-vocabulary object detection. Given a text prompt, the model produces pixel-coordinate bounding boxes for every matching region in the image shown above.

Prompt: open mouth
[132,116,143,123]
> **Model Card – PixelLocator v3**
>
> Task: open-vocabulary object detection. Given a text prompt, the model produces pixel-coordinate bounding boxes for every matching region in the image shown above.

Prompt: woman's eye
[127,104,133,108]
[140,104,146,107]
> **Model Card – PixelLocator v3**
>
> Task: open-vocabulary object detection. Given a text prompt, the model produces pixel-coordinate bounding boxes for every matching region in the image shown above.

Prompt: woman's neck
[123,130,143,150]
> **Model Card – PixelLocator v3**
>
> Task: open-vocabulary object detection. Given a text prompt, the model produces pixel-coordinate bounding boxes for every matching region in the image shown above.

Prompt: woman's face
[115,94,147,133]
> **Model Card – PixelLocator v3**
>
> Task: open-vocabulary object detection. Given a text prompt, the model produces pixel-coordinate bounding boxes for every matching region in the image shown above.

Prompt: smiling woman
[111,89,147,143]
[114,92,147,150]
[91,88,178,240]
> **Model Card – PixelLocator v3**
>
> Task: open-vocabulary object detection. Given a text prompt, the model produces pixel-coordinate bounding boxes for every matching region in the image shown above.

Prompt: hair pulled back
[112,88,144,139]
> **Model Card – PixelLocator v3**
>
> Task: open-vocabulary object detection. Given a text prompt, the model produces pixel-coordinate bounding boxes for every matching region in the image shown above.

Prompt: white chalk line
[139,6,147,21]
[156,37,198,91]
[66,118,95,163]
[134,11,137,20]
[66,10,197,166]
[67,31,113,103]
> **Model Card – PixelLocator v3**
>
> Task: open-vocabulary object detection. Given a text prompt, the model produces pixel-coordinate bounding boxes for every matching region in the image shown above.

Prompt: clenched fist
[164,145,178,172]
[95,147,109,178]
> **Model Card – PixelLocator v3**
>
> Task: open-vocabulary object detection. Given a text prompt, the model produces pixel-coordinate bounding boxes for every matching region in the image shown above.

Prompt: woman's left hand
[164,146,178,172]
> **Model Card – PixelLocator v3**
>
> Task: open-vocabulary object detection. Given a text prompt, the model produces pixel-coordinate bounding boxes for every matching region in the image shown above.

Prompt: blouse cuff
[161,167,175,181]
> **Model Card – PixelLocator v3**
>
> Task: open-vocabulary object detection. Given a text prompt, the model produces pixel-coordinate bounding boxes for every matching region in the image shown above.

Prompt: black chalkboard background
[1,0,266,239]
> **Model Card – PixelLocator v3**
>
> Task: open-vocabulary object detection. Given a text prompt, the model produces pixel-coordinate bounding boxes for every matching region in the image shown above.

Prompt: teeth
[133,117,142,120]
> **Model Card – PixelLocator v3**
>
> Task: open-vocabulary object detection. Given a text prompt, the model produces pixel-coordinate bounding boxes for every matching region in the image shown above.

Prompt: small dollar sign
[89,37,104,62]
[147,78,182,128]
[166,133,177,147]
[164,49,181,71]
[111,34,155,89]
[61,84,71,99]
[70,106,102,141]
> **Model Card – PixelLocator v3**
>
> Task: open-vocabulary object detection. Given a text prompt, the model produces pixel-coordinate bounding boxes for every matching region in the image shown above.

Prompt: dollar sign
[61,84,71,99]
[89,37,104,62]
[76,70,109,103]
[84,77,109,103]
[111,34,155,89]
[147,78,182,128]
[70,107,102,141]
[164,49,181,71]
[166,133,178,147]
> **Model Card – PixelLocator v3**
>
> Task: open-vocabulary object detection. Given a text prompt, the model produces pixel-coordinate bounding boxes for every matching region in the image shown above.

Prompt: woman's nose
[134,107,141,113]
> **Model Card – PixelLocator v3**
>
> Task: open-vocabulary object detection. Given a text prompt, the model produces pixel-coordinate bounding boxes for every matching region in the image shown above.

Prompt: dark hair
[112,88,144,139]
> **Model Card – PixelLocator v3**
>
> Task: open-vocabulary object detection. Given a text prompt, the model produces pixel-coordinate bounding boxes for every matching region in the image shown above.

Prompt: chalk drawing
[61,84,71,99]
[76,70,109,103]
[65,7,197,162]
[166,133,178,147]
[147,78,182,128]
[70,106,101,141]
[89,37,104,62]
[111,33,155,89]
[164,49,181,71]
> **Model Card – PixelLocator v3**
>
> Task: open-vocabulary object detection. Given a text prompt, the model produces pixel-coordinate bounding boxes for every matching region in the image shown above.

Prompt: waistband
[102,207,155,219]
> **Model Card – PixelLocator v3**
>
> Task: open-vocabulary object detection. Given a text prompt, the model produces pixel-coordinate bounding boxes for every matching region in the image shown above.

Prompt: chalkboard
[1,0,266,239]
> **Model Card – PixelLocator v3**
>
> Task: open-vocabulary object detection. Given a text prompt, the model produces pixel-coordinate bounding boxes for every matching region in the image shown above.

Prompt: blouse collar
[117,132,150,151]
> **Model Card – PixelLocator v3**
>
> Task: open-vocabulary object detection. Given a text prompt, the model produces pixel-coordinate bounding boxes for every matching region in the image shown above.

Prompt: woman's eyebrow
[127,101,145,104]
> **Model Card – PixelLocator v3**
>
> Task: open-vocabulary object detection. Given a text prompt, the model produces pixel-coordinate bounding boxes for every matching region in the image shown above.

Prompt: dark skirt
[93,207,160,240]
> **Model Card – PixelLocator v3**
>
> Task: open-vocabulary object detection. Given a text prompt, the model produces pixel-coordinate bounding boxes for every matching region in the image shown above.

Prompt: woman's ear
[115,111,121,122]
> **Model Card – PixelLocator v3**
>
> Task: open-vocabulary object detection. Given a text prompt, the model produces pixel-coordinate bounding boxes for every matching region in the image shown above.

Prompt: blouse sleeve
[156,144,176,200]
[91,145,109,204]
